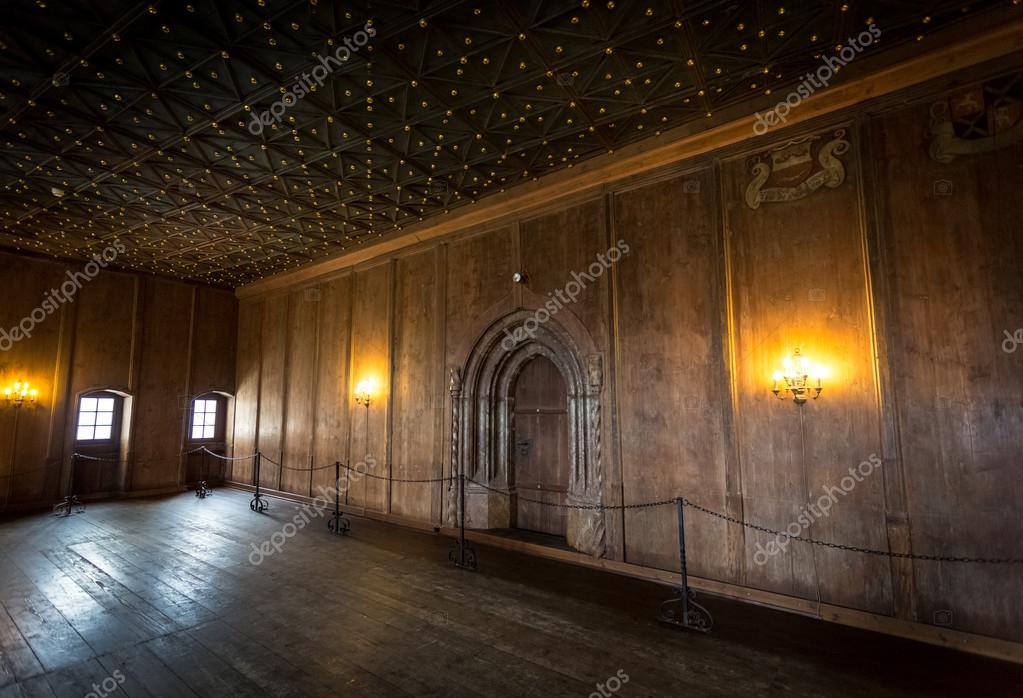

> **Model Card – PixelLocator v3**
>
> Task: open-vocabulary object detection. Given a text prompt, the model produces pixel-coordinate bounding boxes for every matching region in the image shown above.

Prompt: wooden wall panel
[722,128,891,613]
[256,295,288,491]
[872,101,1023,642]
[391,250,441,520]
[613,170,733,579]
[520,199,608,343]
[70,273,137,393]
[131,279,192,492]
[0,254,71,507]
[191,286,238,393]
[445,227,513,354]
[310,276,352,496]
[280,288,319,495]
[231,299,263,484]
[348,263,392,510]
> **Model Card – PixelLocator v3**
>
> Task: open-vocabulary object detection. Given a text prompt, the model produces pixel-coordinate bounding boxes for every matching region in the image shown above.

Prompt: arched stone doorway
[446,309,606,557]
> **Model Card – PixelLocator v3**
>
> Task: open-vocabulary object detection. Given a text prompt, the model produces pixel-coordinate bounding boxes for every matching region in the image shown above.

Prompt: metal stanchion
[54,453,84,517]
[327,461,351,535]
[250,452,268,513]
[195,448,211,499]
[449,473,478,570]
[658,497,712,632]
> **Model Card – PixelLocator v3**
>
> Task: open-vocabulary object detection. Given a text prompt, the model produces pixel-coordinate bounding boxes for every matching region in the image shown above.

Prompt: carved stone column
[445,368,460,528]
[566,354,606,557]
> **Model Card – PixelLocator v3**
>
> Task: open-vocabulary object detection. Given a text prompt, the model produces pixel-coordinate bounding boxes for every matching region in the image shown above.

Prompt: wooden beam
[237,18,1023,299]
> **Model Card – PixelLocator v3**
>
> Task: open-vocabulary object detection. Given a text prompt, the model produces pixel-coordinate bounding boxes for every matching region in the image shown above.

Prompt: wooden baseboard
[221,481,1022,665]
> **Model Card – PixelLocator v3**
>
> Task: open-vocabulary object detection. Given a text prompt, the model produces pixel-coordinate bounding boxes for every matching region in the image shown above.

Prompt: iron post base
[54,495,85,518]
[195,481,211,499]
[327,511,351,535]
[658,588,713,633]
[250,494,268,513]
[449,542,478,571]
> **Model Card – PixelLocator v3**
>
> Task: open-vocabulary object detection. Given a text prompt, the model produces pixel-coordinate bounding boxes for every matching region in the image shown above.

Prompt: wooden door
[512,356,569,536]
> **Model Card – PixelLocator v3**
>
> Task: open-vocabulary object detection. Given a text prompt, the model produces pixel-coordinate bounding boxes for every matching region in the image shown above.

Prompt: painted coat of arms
[744,130,850,210]
[929,73,1023,162]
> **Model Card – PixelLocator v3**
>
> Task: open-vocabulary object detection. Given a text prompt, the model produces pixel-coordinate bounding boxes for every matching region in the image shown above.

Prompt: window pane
[79,412,96,426]
[80,397,97,412]
[95,411,113,426]
[203,425,215,439]
[193,412,204,426]
[97,398,115,412]
[77,425,94,440]
[191,424,203,439]
[204,412,217,426]
[94,426,112,440]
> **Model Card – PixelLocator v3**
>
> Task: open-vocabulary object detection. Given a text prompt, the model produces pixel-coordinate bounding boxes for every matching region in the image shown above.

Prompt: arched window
[75,391,122,443]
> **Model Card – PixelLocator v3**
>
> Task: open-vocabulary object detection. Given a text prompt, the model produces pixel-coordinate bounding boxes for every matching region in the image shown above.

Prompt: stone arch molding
[446,309,606,557]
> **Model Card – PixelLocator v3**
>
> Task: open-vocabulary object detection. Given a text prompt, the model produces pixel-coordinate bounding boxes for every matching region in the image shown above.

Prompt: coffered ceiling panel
[0,0,1010,286]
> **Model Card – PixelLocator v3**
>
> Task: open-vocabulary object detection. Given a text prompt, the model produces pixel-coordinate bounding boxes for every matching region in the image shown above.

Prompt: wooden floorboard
[0,490,1020,697]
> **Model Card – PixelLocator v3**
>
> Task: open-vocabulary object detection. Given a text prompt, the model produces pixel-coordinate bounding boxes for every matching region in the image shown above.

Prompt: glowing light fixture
[354,378,377,407]
[771,348,824,405]
[3,380,38,408]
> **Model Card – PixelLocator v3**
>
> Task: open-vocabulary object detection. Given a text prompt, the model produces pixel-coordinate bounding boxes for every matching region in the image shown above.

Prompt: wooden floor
[0,490,1019,697]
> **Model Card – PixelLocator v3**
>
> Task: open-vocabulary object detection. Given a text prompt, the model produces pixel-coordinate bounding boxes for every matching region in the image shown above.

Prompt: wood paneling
[131,278,193,492]
[613,169,733,579]
[191,286,238,393]
[256,295,288,491]
[0,251,237,510]
[722,129,891,613]
[228,61,1023,647]
[391,251,442,521]
[444,227,513,353]
[520,199,607,343]
[231,299,262,484]
[0,254,69,507]
[872,100,1023,641]
[280,288,319,495]
[310,276,352,497]
[348,263,392,511]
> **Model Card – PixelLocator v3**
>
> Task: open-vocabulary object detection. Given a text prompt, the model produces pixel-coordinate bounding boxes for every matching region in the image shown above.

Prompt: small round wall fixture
[512,271,527,284]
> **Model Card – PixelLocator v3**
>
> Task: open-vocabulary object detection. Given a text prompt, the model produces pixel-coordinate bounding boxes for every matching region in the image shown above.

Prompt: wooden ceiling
[0,0,1009,286]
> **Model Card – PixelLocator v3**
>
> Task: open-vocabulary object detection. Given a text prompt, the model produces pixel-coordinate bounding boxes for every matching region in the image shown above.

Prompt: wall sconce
[354,378,377,408]
[2,380,38,409]
[772,349,823,405]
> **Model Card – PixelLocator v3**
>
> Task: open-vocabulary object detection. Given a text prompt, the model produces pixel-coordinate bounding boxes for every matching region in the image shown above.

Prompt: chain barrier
[459,477,1022,565]
[201,448,258,462]
[678,498,1023,565]
[467,477,676,510]
[347,463,448,484]
[105,447,1013,567]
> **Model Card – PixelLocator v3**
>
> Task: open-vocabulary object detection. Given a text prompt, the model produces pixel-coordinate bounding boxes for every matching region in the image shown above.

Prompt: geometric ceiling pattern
[0,0,1010,287]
